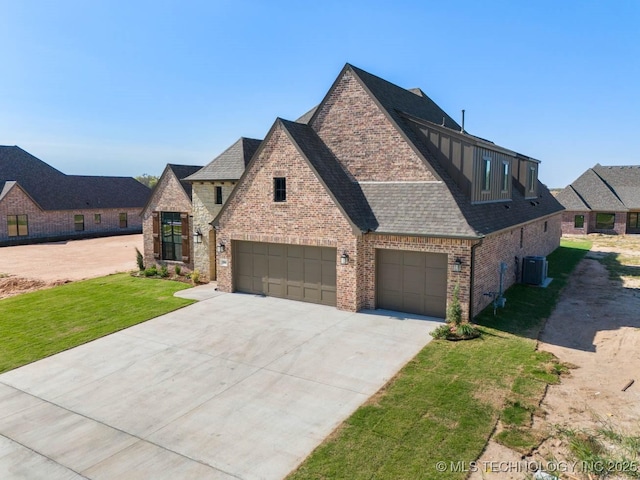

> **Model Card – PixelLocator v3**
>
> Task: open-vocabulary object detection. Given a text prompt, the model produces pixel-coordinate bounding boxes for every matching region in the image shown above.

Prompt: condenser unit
[522,256,548,286]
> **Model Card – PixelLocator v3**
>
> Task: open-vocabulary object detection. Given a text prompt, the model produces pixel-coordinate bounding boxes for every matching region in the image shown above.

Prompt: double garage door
[234,241,337,306]
[377,249,448,318]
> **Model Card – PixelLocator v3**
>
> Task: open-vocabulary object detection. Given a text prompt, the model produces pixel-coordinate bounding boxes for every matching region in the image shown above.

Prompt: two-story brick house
[212,64,563,320]
[1,146,150,246]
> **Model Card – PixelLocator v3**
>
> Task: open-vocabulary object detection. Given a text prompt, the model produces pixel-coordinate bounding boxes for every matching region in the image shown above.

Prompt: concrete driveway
[0,290,440,480]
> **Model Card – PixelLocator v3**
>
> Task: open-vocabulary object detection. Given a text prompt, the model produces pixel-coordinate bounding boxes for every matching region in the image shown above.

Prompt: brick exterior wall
[0,184,142,246]
[215,123,360,311]
[311,69,437,182]
[471,213,561,316]
[361,234,476,320]
[142,170,193,271]
[191,181,237,282]
[561,210,590,235]
[561,210,627,235]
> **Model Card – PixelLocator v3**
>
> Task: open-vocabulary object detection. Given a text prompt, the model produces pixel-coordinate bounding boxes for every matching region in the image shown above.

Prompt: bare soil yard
[0,235,142,299]
[474,235,640,479]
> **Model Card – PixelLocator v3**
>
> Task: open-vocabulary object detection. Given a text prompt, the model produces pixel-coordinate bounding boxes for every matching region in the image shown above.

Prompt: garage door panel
[377,249,447,318]
[235,241,336,307]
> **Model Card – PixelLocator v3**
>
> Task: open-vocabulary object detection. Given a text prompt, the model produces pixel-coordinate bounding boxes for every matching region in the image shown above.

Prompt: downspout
[469,239,481,321]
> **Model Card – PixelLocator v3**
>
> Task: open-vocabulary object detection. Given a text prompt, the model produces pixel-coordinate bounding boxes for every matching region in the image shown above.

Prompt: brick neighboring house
[212,64,564,320]
[141,164,202,271]
[0,146,150,246]
[557,164,640,235]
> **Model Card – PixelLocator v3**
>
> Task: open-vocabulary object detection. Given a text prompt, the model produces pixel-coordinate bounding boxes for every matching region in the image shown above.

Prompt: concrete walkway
[0,292,441,479]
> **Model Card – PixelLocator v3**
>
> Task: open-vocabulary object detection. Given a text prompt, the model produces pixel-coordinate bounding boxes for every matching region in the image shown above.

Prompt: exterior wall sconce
[452,258,462,272]
[194,228,203,244]
[340,252,349,265]
[216,242,225,254]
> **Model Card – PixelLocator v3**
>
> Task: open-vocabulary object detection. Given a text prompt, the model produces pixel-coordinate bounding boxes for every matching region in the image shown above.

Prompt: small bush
[135,247,145,271]
[190,269,200,284]
[159,265,169,278]
[430,324,452,339]
[174,265,182,276]
[143,265,158,277]
[456,322,480,338]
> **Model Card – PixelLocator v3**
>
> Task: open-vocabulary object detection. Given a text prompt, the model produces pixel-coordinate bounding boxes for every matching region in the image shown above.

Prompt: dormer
[514,155,539,199]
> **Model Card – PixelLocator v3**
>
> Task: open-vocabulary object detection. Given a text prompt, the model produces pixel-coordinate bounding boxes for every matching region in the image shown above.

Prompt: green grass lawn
[288,238,592,480]
[0,273,194,374]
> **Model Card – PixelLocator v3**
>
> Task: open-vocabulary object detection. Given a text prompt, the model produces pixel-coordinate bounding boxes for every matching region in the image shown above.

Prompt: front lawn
[0,273,194,373]
[288,239,591,479]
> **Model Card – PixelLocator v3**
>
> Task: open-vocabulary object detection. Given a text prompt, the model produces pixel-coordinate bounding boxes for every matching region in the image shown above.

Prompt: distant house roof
[557,164,640,212]
[0,145,151,210]
[184,138,262,182]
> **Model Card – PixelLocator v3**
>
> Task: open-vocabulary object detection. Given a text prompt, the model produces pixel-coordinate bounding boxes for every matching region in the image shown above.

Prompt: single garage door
[234,241,337,306]
[377,249,447,318]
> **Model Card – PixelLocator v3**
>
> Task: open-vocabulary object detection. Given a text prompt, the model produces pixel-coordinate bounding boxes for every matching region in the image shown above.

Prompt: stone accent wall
[471,213,561,316]
[191,181,237,282]
[0,184,142,246]
[215,123,359,311]
[361,234,476,320]
[142,170,193,271]
[311,69,436,182]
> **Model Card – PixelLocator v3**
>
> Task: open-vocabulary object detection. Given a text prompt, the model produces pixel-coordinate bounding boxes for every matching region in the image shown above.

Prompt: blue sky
[1,0,638,188]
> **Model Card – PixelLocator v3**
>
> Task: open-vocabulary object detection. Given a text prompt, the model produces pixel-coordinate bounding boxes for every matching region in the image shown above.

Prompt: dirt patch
[0,235,142,298]
[471,235,640,479]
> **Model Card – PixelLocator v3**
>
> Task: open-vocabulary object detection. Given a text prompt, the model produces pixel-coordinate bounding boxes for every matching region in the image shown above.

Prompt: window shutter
[181,213,190,263]
[152,212,160,259]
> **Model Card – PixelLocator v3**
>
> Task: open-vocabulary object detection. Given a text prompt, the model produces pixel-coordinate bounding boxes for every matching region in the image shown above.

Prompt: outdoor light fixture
[216,242,225,254]
[340,252,349,265]
[194,228,203,244]
[452,258,462,272]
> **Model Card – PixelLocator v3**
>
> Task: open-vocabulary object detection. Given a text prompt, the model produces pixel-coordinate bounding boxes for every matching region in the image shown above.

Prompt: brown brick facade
[142,170,193,271]
[472,214,561,316]
[0,184,142,246]
[311,70,437,182]
[561,210,627,235]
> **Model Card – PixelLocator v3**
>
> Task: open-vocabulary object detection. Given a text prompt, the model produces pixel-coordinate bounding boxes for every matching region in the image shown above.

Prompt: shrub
[456,322,480,338]
[135,247,145,271]
[159,265,169,278]
[189,269,200,284]
[430,324,452,339]
[174,265,182,276]
[143,265,158,277]
[446,283,463,326]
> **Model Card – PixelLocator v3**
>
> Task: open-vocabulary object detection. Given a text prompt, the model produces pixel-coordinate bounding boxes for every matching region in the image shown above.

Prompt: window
[74,215,84,231]
[520,227,524,248]
[628,212,640,229]
[595,213,615,230]
[7,215,28,237]
[528,165,536,192]
[501,161,510,192]
[119,213,127,228]
[574,215,585,229]
[274,177,286,202]
[161,212,182,260]
[215,186,223,205]
[482,158,491,191]
[94,214,101,224]
[544,221,548,232]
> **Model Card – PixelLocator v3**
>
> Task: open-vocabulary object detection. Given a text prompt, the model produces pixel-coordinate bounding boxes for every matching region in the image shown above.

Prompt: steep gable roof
[185,138,261,182]
[560,168,627,211]
[166,164,202,200]
[0,145,150,210]
[592,164,640,209]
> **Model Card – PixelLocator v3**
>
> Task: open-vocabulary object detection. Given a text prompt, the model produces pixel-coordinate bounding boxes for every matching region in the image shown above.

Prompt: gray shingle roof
[296,105,318,124]
[0,145,151,210]
[185,138,261,181]
[558,168,627,211]
[279,119,377,232]
[555,185,589,210]
[593,164,640,209]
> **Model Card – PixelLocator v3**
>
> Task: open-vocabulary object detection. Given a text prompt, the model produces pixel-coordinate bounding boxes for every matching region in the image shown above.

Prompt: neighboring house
[212,64,564,320]
[183,138,261,281]
[141,164,202,271]
[0,146,150,246]
[557,164,640,235]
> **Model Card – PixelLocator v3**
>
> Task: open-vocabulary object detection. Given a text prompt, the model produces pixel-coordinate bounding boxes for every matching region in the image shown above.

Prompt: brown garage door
[376,249,447,318]
[234,241,337,306]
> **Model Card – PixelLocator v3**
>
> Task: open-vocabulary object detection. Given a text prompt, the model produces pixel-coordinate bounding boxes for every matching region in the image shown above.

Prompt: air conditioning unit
[522,256,548,285]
